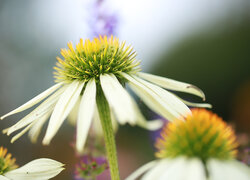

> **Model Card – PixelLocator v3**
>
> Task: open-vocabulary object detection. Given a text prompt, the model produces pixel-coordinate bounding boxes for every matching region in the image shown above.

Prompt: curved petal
[121,73,190,121]
[181,99,212,108]
[137,72,205,100]
[207,159,250,180]
[76,79,96,153]
[100,74,136,125]
[4,87,66,136]
[10,121,35,143]
[4,158,64,180]
[131,98,163,130]
[67,97,81,126]
[1,83,62,120]
[125,160,158,180]
[43,81,84,145]
[28,110,53,143]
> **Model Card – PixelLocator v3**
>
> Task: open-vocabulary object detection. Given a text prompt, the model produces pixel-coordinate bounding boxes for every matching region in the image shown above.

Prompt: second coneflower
[126,109,250,180]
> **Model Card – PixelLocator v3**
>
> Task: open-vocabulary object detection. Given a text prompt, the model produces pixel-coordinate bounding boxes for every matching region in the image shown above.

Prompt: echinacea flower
[0,146,64,180]
[1,36,209,153]
[126,109,250,180]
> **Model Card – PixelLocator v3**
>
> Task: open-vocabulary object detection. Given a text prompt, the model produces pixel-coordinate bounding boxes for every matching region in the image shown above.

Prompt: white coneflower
[126,109,250,180]
[0,146,64,180]
[1,36,209,180]
[1,36,208,150]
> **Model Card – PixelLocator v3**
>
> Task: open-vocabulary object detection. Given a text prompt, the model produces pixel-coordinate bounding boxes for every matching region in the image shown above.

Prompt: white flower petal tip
[4,158,64,180]
[0,83,62,120]
[137,72,206,100]
[138,119,164,131]
[121,72,190,121]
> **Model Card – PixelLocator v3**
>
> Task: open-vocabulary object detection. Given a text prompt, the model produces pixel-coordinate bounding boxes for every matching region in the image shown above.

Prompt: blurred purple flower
[74,155,110,180]
[88,0,118,38]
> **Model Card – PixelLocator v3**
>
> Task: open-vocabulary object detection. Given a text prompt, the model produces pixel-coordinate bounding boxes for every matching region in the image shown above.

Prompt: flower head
[156,108,238,161]
[54,36,139,83]
[1,36,209,153]
[126,109,250,180]
[0,147,64,179]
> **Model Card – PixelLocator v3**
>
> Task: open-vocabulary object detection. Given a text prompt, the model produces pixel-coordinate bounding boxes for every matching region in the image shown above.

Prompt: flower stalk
[96,84,120,180]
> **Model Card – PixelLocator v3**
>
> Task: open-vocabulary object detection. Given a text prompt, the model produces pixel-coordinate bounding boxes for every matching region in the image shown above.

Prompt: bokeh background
[0,0,249,179]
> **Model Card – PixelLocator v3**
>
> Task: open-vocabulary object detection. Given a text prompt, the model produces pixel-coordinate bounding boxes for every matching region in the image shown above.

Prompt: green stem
[96,85,120,180]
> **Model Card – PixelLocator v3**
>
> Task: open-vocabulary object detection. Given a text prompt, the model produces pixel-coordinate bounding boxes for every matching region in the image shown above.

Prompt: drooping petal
[137,72,205,100]
[121,72,189,121]
[4,87,66,136]
[131,98,163,130]
[43,81,84,145]
[28,110,53,143]
[67,97,81,126]
[134,76,191,117]
[1,83,62,120]
[76,79,96,153]
[100,74,136,124]
[207,159,250,180]
[181,99,212,108]
[4,158,64,180]
[125,160,158,180]
[10,121,35,143]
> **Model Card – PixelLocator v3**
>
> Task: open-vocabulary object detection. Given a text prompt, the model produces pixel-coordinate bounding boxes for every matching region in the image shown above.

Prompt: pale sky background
[0,0,249,106]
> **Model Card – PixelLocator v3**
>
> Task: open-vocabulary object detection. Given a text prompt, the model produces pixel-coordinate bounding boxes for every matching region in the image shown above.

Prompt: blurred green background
[0,0,249,179]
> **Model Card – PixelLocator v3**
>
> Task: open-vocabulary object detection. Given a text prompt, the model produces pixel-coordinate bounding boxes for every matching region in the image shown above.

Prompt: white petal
[1,83,62,120]
[137,72,205,100]
[182,159,206,180]
[142,159,172,180]
[4,158,64,180]
[181,99,212,108]
[134,76,191,117]
[76,79,96,153]
[125,160,158,180]
[28,110,53,143]
[131,99,163,130]
[67,97,81,126]
[208,159,250,180]
[5,87,66,136]
[121,73,188,121]
[10,122,35,143]
[43,81,84,145]
[159,157,205,180]
[100,74,136,125]
[0,175,9,180]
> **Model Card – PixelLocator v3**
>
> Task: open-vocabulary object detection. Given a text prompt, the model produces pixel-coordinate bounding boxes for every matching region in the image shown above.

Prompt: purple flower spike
[88,0,119,38]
